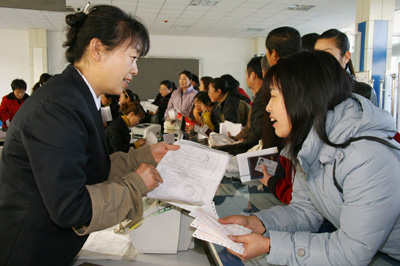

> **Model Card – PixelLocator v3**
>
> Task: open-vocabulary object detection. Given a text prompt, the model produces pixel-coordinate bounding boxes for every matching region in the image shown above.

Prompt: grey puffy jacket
[255,94,400,265]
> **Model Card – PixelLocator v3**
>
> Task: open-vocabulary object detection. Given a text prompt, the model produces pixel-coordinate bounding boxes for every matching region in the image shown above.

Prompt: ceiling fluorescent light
[173,25,189,30]
[245,28,264,32]
[287,5,315,11]
[189,0,220,7]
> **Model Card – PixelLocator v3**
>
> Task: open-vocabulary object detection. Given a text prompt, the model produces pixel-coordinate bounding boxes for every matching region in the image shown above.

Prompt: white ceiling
[0,0,395,38]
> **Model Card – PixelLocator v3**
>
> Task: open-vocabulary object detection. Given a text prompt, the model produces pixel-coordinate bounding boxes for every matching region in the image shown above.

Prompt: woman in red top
[0,79,29,130]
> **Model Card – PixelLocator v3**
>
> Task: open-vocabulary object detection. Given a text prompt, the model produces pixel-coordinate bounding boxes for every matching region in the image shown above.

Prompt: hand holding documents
[237,147,279,183]
[189,202,251,255]
[146,140,231,210]
[142,101,159,113]
[208,132,236,147]
[219,120,242,137]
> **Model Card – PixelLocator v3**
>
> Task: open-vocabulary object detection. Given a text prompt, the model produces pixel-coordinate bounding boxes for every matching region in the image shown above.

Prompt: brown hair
[120,102,145,120]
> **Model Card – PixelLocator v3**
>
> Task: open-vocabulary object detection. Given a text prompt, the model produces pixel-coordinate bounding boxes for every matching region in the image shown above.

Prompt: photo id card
[254,156,278,175]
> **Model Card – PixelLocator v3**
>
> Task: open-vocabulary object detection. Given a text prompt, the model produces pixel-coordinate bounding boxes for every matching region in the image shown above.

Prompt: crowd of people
[0,3,399,266]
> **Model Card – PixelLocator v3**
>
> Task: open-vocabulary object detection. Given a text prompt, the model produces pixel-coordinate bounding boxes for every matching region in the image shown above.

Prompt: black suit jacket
[0,64,110,265]
[105,116,132,154]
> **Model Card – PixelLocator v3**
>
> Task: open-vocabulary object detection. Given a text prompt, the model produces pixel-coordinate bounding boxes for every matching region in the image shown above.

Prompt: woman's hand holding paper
[219,215,266,235]
[227,233,270,261]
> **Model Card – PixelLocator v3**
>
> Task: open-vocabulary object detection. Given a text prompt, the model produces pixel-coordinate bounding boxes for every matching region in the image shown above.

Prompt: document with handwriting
[147,140,231,207]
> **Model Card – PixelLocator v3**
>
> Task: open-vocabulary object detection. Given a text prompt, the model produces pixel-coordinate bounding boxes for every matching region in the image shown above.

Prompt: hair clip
[124,89,129,98]
[82,2,91,15]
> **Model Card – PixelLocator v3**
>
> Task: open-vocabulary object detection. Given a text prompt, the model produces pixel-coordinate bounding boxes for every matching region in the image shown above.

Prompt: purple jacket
[164,85,197,119]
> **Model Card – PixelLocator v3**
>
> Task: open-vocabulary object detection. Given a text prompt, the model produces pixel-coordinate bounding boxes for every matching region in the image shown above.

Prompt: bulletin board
[126,57,200,100]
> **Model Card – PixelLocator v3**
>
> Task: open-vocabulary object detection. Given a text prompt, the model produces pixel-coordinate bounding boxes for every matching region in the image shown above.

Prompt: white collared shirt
[74,66,101,110]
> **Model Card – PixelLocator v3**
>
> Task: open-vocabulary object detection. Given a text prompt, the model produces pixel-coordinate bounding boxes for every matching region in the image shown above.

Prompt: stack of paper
[189,202,251,255]
[75,223,137,261]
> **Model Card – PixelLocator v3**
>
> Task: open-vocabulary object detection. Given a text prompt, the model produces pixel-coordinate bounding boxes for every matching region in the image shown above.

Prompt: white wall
[148,35,255,93]
[0,29,30,98]
[47,32,256,96]
[0,30,257,99]
[47,31,69,76]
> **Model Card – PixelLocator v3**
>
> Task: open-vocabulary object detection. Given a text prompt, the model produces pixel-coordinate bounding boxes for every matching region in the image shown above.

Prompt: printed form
[147,139,231,210]
[190,202,252,255]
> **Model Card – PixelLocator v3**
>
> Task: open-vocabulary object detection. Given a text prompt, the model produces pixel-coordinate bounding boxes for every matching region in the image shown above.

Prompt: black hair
[11,79,27,91]
[31,73,52,93]
[220,74,240,89]
[124,89,140,103]
[301,33,319,51]
[200,76,212,91]
[191,74,199,84]
[261,56,270,73]
[194,91,212,107]
[63,5,150,63]
[211,77,238,96]
[160,80,177,90]
[265,50,352,161]
[104,94,119,102]
[247,56,263,79]
[179,70,193,81]
[317,29,354,76]
[265,26,301,58]
[318,29,349,57]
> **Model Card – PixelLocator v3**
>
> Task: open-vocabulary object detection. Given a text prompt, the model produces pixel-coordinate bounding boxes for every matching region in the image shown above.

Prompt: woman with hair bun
[0,4,178,265]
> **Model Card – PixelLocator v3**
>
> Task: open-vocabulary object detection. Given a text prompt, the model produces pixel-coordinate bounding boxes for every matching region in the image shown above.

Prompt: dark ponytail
[63,5,150,63]
[160,80,177,90]
[210,77,238,96]
[318,29,352,73]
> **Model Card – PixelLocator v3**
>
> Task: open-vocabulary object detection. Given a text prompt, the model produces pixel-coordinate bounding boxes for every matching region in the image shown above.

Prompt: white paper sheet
[163,133,175,144]
[142,101,159,113]
[76,224,136,261]
[189,204,251,255]
[146,131,158,145]
[101,106,113,122]
[219,121,242,137]
[168,109,177,120]
[147,140,231,206]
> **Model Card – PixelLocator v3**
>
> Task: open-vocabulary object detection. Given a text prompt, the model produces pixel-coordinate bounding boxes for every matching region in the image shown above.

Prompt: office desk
[208,178,400,266]
[72,242,210,266]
